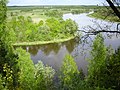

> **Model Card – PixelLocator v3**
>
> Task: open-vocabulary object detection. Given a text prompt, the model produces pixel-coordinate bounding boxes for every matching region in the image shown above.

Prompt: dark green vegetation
[0,0,19,89]
[7,16,78,43]
[0,0,120,90]
[89,6,120,22]
[86,35,120,90]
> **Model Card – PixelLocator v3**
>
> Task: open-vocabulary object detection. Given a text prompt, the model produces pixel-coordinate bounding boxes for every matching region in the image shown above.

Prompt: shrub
[15,48,35,90]
[105,47,120,90]
[34,61,55,90]
[0,74,8,90]
[59,54,82,89]
[86,34,107,87]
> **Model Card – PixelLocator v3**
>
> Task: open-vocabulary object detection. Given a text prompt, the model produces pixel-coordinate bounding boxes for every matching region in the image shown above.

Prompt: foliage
[86,34,107,87]
[35,61,55,90]
[64,19,78,34]
[0,74,8,90]
[104,47,120,90]
[0,0,7,24]
[0,0,19,89]
[15,48,55,90]
[71,9,90,14]
[86,34,120,90]
[1,1,120,90]
[44,10,63,18]
[15,48,35,90]
[59,54,82,89]
[7,16,78,43]
[89,7,119,22]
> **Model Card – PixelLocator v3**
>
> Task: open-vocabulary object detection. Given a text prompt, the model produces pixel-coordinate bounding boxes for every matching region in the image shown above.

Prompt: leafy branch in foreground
[59,54,84,90]
[0,0,19,89]
[86,34,120,90]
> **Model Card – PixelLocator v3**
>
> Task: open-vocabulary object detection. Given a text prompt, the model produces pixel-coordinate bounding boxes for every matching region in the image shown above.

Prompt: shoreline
[88,13,119,22]
[13,35,76,46]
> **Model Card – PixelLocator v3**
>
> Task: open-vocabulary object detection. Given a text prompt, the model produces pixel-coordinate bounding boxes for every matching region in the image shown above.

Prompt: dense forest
[0,0,120,90]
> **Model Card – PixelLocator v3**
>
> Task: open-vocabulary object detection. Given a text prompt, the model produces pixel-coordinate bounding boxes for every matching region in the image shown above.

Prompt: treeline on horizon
[7,5,100,10]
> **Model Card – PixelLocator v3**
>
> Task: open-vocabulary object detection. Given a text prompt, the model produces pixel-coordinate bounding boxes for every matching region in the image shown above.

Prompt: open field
[7,5,97,23]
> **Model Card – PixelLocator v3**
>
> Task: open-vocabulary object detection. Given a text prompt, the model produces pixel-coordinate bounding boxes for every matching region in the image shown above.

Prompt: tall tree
[87,34,107,87]
[0,0,19,89]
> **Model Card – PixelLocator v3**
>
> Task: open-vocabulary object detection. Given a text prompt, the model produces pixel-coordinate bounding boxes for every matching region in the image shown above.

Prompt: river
[21,13,120,75]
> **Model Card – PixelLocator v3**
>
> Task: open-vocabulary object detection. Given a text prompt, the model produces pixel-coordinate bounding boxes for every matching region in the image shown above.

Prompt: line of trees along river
[7,16,77,43]
[0,0,120,90]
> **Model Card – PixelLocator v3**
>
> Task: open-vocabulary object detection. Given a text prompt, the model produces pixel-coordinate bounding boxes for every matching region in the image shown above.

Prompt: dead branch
[78,29,120,35]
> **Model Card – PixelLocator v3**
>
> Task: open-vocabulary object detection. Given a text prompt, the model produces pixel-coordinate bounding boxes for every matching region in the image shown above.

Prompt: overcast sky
[7,0,105,6]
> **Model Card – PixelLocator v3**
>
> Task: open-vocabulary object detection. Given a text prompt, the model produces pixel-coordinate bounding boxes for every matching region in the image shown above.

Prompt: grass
[13,35,76,46]
[31,15,49,23]
[7,10,49,23]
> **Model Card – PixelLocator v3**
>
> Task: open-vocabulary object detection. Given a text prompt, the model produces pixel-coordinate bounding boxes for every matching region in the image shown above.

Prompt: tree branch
[78,30,120,35]
[106,0,120,19]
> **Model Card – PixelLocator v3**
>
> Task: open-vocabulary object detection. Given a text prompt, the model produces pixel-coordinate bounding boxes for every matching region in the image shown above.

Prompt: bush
[34,61,55,90]
[15,48,35,90]
[105,47,120,90]
[86,34,120,90]
[0,74,8,90]
[86,34,107,87]
[59,54,82,89]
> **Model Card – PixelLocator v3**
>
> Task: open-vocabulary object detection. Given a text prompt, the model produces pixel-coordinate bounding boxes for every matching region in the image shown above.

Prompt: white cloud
[7,0,105,6]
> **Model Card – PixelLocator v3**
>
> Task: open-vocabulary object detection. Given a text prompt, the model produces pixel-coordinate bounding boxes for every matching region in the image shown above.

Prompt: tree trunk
[106,0,120,19]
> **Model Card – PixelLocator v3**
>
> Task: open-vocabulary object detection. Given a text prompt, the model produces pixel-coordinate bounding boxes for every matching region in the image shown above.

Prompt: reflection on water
[22,38,78,56]
[21,38,85,73]
[16,13,120,75]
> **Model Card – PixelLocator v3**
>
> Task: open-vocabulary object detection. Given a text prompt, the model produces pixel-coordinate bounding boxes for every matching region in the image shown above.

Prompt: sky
[7,0,105,6]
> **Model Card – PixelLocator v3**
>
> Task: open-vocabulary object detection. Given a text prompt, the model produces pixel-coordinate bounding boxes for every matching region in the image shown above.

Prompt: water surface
[21,13,120,75]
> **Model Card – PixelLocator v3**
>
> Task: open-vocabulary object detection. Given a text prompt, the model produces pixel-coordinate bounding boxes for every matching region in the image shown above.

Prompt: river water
[21,13,120,75]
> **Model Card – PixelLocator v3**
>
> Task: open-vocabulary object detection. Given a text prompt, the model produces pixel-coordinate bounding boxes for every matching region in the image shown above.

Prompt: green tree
[59,54,81,89]
[86,34,107,87]
[35,61,55,90]
[64,19,78,35]
[15,48,35,90]
[86,34,120,89]
[38,20,44,26]
[104,47,120,90]
[0,0,19,89]
[45,10,63,18]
